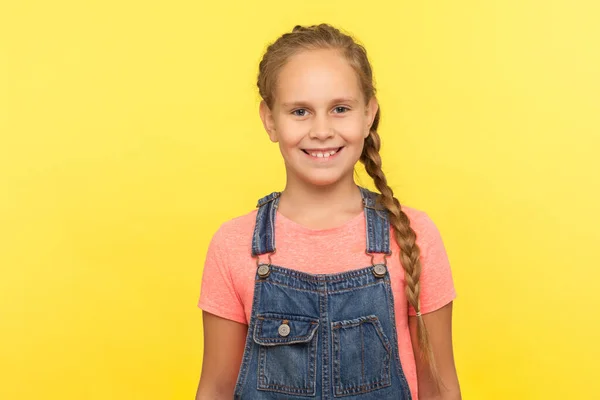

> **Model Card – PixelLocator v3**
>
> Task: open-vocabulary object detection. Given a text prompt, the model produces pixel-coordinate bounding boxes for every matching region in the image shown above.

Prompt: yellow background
[1,1,598,399]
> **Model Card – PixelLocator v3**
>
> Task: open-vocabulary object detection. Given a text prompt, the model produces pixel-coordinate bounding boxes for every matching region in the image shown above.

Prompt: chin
[306,178,339,187]
[296,171,349,187]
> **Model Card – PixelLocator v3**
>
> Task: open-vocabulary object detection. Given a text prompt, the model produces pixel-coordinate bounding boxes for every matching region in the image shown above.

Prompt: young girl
[196,24,460,400]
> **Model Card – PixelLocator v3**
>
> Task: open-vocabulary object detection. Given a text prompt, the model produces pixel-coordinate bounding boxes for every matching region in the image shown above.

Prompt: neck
[279,176,364,217]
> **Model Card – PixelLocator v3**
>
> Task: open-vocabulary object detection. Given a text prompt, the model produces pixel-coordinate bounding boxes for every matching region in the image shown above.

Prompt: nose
[308,113,334,140]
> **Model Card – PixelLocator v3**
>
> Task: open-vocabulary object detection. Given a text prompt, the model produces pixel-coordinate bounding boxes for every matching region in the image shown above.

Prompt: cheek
[277,122,306,146]
[337,118,367,141]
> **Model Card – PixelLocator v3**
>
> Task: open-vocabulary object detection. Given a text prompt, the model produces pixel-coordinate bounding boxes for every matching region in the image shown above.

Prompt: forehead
[275,49,363,104]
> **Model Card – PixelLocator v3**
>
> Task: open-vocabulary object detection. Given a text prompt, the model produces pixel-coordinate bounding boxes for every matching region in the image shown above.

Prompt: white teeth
[308,149,338,158]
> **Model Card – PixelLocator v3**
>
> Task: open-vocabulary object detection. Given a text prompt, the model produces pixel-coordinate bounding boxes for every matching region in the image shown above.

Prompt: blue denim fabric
[234,186,412,399]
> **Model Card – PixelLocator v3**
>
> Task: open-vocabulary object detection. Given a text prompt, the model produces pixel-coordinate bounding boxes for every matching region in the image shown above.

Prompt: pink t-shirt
[198,204,457,400]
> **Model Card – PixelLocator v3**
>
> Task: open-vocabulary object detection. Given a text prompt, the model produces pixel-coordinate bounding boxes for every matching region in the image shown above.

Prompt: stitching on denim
[251,206,263,257]
[332,323,340,395]
[256,191,281,208]
[267,195,277,252]
[321,287,329,400]
[252,192,281,256]
[256,326,318,395]
[310,329,318,397]
[383,277,414,399]
[254,319,319,345]
[326,281,385,294]
[263,264,378,282]
[334,379,392,397]
[234,280,263,397]
[255,278,385,295]
[331,315,392,397]
[361,323,365,382]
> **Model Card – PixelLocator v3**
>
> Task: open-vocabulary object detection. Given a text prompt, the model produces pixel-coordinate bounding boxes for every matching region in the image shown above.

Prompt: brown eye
[334,106,349,114]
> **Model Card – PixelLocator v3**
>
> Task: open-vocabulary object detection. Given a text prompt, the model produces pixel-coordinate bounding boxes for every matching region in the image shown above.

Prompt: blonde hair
[257,23,443,391]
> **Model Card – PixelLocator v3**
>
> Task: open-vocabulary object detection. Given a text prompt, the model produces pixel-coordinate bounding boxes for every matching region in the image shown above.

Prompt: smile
[301,146,344,159]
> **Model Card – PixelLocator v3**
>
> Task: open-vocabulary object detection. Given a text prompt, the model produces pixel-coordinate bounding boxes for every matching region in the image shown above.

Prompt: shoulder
[210,208,259,246]
[399,204,432,228]
[398,204,443,246]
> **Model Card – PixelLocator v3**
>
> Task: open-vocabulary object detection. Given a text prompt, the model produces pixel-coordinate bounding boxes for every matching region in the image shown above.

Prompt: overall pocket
[331,315,392,397]
[253,313,320,396]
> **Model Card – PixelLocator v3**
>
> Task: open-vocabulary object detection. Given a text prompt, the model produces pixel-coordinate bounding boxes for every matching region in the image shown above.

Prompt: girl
[196,24,461,400]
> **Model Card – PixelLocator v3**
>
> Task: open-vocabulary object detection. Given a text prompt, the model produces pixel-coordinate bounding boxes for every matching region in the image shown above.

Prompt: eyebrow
[281,97,359,108]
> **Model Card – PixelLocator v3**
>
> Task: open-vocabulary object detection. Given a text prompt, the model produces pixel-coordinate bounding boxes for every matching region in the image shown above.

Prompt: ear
[259,100,278,143]
[364,96,379,138]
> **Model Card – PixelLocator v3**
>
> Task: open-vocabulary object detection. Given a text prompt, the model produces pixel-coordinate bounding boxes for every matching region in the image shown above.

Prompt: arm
[409,301,461,400]
[195,311,248,400]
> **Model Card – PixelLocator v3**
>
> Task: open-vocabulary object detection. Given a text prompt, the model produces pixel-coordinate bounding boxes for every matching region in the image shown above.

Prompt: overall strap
[251,191,281,257]
[250,186,391,257]
[359,186,391,255]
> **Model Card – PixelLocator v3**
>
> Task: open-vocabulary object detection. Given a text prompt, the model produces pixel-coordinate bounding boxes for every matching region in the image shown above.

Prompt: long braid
[360,112,443,392]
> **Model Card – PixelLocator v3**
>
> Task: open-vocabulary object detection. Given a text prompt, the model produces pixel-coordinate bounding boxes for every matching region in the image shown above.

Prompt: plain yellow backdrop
[1,1,599,399]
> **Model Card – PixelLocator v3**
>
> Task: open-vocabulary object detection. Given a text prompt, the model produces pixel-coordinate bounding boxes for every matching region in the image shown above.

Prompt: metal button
[372,264,387,278]
[278,323,290,337]
[257,264,270,278]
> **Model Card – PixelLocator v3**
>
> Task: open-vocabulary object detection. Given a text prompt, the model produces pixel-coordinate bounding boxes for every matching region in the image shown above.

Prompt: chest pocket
[331,315,393,397]
[253,313,320,397]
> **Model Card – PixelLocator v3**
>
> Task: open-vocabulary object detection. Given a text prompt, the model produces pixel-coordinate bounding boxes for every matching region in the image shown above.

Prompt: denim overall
[233,186,412,399]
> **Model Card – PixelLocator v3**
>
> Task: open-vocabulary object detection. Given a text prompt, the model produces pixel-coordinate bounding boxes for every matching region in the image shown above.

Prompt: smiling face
[259,48,379,188]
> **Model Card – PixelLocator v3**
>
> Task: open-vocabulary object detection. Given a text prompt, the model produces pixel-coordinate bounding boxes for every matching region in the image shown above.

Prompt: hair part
[257,23,445,393]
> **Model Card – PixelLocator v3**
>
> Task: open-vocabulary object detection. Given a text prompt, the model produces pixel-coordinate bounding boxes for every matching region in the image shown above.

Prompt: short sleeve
[407,212,457,316]
[197,225,247,324]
